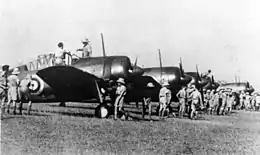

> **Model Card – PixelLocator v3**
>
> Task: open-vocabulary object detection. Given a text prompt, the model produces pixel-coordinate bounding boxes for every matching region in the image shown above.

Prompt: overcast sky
[1,0,260,90]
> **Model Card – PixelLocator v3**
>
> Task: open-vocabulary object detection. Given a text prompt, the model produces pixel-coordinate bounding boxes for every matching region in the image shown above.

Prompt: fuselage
[217,82,254,93]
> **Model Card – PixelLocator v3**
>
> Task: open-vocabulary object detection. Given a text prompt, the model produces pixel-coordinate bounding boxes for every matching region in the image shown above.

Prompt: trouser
[143,97,152,120]
[159,97,167,119]
[179,99,186,118]
[1,95,7,117]
[114,96,125,119]
[220,102,226,115]
[226,107,232,115]
[190,100,198,119]
[255,105,259,111]
[7,87,20,114]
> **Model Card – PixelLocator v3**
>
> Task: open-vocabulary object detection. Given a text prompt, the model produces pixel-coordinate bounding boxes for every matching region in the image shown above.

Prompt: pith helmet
[12,68,20,75]
[81,38,89,43]
[117,78,125,84]
[162,81,169,87]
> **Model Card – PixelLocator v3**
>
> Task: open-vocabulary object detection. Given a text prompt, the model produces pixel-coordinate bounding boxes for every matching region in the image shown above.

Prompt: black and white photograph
[1,0,260,154]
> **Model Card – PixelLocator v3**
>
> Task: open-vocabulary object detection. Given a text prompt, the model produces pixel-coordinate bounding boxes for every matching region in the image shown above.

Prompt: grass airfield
[1,102,260,155]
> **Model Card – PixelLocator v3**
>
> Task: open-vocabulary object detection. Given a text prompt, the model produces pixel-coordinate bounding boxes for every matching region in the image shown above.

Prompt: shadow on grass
[48,104,97,111]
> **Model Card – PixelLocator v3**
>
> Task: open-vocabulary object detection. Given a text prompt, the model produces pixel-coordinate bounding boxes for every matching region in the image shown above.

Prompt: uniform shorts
[8,87,18,101]
[159,97,167,109]
[114,96,124,109]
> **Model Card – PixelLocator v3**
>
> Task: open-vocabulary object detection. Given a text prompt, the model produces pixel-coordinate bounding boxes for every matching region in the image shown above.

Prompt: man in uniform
[208,89,218,115]
[204,89,211,113]
[114,78,127,120]
[76,38,92,58]
[239,91,246,110]
[6,68,20,115]
[220,89,228,115]
[158,81,171,120]
[255,94,260,112]
[54,42,70,66]
[0,71,8,118]
[142,82,155,120]
[176,85,187,118]
[188,85,203,119]
[244,92,251,111]
[225,92,235,115]
[18,75,33,115]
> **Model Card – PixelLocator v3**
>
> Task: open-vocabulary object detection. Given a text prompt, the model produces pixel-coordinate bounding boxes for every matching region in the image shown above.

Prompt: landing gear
[95,103,112,118]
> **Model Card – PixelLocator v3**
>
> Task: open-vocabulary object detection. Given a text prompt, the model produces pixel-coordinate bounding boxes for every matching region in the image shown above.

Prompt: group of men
[0,67,32,118]
[176,85,204,119]
[237,91,260,112]
[54,38,92,66]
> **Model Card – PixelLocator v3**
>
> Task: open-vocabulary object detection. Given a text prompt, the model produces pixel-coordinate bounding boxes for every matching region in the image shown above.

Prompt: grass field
[1,102,260,155]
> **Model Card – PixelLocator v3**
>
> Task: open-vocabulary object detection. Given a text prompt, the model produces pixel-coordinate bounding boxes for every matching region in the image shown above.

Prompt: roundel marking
[29,74,44,95]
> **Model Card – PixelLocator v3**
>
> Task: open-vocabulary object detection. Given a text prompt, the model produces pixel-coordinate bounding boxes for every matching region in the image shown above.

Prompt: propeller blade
[158,49,162,84]
[179,57,184,77]
[196,64,201,81]
[101,33,106,57]
[212,76,215,84]
[134,56,138,66]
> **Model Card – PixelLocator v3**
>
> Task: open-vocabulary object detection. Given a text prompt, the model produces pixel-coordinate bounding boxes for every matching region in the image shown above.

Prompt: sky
[1,0,260,90]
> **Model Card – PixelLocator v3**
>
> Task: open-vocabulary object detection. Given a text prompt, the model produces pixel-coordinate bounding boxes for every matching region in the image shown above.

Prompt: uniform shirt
[204,93,211,101]
[226,96,235,108]
[222,93,228,105]
[240,93,246,102]
[176,88,186,100]
[8,74,19,87]
[211,93,219,106]
[116,85,126,97]
[159,87,171,98]
[55,47,68,59]
[77,44,92,58]
[189,90,201,101]
[255,96,260,105]
[0,76,7,89]
[82,44,92,58]
[245,95,251,102]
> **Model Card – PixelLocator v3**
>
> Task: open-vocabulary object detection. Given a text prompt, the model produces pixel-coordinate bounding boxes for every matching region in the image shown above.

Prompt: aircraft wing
[34,65,106,102]
[126,76,162,102]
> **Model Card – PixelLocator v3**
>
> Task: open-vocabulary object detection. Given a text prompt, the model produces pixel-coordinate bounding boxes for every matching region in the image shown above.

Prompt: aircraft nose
[130,65,144,77]
[180,74,192,85]
[198,78,209,87]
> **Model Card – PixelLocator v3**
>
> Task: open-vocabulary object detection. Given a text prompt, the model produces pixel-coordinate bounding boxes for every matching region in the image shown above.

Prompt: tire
[95,104,111,118]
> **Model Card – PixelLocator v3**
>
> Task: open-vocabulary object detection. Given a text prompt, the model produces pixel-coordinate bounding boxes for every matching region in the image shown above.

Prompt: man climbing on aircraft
[54,42,70,66]
[75,38,92,58]
[114,77,127,120]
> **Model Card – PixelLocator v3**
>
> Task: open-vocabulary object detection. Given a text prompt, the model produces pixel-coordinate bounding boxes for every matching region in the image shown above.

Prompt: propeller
[179,57,184,77]
[134,56,138,67]
[196,64,202,81]
[158,49,163,84]
[101,33,106,57]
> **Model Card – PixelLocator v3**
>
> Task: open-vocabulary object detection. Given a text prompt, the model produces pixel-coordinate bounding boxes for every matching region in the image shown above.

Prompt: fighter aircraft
[3,34,144,118]
[216,81,254,93]
[125,50,192,103]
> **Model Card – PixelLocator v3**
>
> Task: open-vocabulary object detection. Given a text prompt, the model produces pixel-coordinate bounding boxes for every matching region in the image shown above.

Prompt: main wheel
[95,104,111,118]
